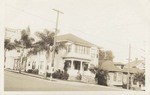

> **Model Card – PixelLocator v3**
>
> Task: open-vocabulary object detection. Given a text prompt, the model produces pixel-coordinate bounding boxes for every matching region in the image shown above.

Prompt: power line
[5,4,145,55]
[5,3,56,24]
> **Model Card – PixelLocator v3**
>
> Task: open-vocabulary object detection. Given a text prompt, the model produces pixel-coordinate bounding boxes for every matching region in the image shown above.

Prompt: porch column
[70,60,74,70]
[80,61,83,75]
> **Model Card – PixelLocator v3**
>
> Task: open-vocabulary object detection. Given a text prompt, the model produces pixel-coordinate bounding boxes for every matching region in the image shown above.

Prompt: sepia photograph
[2,0,150,94]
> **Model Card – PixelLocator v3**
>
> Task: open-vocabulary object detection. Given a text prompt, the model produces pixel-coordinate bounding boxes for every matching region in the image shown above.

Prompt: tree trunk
[44,61,47,79]
[4,49,7,68]
[24,57,27,72]
[19,48,24,73]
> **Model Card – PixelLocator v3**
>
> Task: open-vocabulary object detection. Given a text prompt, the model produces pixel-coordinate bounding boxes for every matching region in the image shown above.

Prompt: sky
[3,0,150,63]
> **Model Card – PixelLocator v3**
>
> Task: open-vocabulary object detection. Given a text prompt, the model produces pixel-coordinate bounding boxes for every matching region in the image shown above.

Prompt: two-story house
[26,33,100,80]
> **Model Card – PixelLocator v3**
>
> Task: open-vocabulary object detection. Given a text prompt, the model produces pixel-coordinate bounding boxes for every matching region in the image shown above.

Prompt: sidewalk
[4,68,127,91]
[4,68,55,81]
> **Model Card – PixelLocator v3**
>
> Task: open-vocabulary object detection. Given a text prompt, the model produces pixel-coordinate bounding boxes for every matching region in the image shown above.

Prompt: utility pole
[127,44,131,90]
[51,9,63,78]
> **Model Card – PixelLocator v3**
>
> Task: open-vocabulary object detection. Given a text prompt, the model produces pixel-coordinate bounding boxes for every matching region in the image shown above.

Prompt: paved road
[4,70,126,91]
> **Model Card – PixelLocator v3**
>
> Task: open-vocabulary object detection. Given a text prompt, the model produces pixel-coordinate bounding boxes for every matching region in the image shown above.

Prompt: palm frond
[4,39,16,50]
[55,42,67,54]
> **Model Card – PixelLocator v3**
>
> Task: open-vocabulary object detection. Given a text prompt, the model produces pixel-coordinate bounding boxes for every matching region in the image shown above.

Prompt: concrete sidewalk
[4,68,56,81]
[4,69,127,91]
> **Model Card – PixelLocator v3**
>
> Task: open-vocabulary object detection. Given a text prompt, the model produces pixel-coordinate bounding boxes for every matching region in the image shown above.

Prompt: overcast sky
[4,0,150,63]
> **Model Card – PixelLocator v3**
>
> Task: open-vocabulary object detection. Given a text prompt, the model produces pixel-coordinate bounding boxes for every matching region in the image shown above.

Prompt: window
[40,65,42,70]
[75,44,90,55]
[133,79,137,85]
[107,75,110,80]
[91,49,95,58]
[28,62,30,66]
[83,62,88,71]
[67,45,71,52]
[113,73,117,81]
[75,45,78,53]
[64,60,71,71]
[79,46,81,53]
[83,47,86,54]
[32,62,36,69]
[121,65,124,69]
[47,65,49,70]
[118,73,122,82]
[81,46,84,54]
[73,61,80,70]
[40,61,43,70]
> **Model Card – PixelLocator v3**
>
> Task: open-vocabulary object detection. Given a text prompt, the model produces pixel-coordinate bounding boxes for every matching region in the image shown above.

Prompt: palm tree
[4,39,15,68]
[15,27,34,73]
[34,29,66,79]
[133,72,145,87]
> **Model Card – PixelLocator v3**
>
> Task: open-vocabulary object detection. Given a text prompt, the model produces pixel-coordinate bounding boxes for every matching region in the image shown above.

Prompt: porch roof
[62,53,91,61]
[63,56,91,61]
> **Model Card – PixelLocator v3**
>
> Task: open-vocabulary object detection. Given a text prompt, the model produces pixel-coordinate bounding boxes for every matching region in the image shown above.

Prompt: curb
[4,69,52,81]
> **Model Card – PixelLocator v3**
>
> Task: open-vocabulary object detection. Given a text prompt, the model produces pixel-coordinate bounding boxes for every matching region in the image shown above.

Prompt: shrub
[122,84,127,89]
[46,73,51,77]
[52,70,61,79]
[52,70,69,80]
[61,71,69,80]
[32,69,39,74]
[95,69,108,86]
[27,69,33,73]
[76,72,82,80]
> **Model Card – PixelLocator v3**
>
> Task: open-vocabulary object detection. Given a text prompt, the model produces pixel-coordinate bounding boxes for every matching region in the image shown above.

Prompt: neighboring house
[5,46,27,71]
[114,62,125,70]
[123,59,145,88]
[100,61,123,86]
[26,33,101,81]
[124,58,145,70]
[97,60,145,89]
[5,49,20,69]
[5,27,28,71]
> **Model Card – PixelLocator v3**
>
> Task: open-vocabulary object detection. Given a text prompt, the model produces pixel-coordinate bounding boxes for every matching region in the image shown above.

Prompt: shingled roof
[100,61,122,72]
[124,59,144,68]
[122,67,144,74]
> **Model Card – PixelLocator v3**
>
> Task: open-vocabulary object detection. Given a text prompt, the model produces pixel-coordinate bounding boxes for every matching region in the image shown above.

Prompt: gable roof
[100,61,122,72]
[124,60,144,68]
[57,33,99,47]
[123,67,144,74]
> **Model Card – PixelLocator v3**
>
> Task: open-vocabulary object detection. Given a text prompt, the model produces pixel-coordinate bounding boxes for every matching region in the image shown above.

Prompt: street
[4,70,125,91]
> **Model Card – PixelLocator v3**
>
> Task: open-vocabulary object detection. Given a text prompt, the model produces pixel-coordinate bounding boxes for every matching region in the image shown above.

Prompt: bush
[76,72,82,80]
[46,73,51,77]
[95,69,108,86]
[32,69,39,74]
[52,70,69,80]
[61,71,69,80]
[122,84,127,89]
[27,69,33,73]
[52,70,61,79]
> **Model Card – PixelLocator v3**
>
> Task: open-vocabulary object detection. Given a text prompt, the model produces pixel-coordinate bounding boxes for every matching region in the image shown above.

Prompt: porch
[64,59,91,76]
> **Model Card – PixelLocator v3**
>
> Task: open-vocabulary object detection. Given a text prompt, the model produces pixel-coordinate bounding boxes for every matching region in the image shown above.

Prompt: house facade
[124,58,145,90]
[26,33,100,80]
[100,61,123,86]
